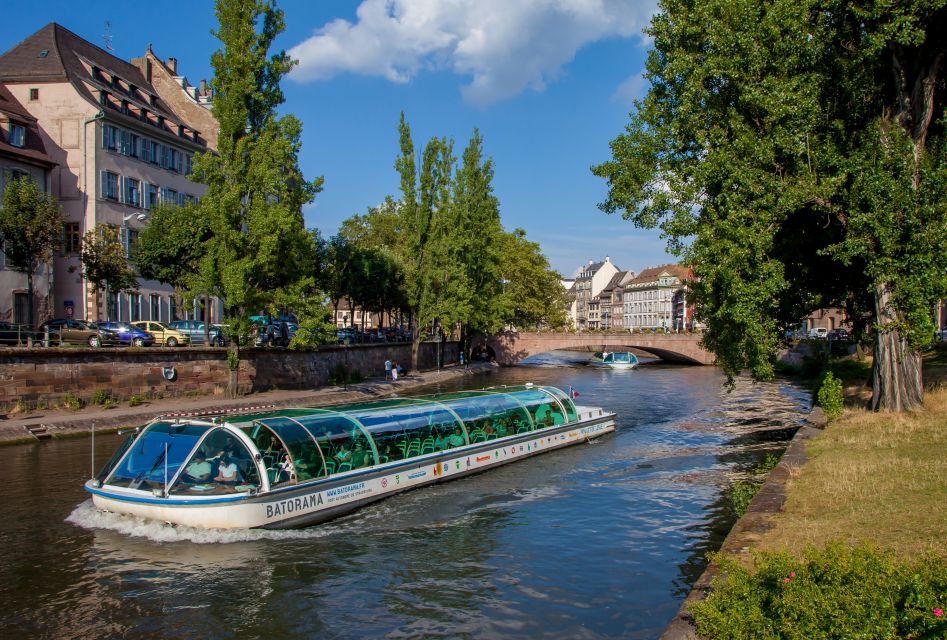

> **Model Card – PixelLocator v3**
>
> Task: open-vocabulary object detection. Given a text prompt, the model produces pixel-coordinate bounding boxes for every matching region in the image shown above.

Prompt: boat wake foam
[66,500,338,544]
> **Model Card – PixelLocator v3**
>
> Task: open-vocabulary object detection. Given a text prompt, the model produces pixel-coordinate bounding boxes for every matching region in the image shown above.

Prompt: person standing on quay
[391,362,399,381]
[385,359,392,380]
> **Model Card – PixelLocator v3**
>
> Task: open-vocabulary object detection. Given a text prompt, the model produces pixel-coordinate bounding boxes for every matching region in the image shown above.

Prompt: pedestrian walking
[384,359,392,380]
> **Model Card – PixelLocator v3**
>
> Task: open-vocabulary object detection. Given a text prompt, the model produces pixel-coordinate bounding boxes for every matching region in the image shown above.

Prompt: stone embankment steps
[660,407,828,640]
[0,363,494,446]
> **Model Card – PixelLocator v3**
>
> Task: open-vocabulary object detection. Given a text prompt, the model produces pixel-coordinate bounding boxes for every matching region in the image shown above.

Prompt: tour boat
[592,351,639,369]
[83,385,616,529]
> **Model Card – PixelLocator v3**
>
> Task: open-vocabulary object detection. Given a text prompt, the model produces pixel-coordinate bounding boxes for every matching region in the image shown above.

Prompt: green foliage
[818,371,845,421]
[133,202,209,293]
[690,545,947,640]
[90,389,110,406]
[498,228,569,330]
[0,176,63,326]
[226,348,239,372]
[61,392,82,411]
[127,394,146,407]
[593,0,947,408]
[727,453,782,516]
[193,0,323,332]
[326,362,363,387]
[80,225,138,301]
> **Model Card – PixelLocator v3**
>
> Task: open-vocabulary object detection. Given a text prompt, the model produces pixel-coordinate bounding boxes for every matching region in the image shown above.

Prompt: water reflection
[0,351,809,639]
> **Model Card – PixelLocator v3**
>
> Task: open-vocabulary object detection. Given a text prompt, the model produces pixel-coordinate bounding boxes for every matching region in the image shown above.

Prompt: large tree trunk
[871,283,923,411]
[410,315,420,373]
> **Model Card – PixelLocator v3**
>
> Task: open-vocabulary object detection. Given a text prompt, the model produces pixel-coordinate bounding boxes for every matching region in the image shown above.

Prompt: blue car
[96,321,155,347]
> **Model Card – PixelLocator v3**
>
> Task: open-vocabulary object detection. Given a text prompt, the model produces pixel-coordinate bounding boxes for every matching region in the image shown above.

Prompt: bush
[818,371,844,421]
[90,389,110,406]
[690,544,947,640]
[127,394,147,407]
[61,392,82,411]
[726,453,782,516]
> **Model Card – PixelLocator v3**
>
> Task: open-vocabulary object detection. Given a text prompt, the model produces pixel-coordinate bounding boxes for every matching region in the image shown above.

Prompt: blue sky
[2,0,674,278]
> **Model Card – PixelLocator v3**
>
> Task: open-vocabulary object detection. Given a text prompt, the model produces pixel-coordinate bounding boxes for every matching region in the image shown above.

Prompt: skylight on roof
[38,50,48,58]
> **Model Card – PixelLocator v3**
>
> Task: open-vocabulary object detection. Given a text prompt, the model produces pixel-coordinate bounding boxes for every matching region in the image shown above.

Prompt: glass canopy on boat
[101,386,579,496]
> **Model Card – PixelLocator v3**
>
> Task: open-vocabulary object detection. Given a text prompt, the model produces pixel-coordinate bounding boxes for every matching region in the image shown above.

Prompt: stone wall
[0,342,459,409]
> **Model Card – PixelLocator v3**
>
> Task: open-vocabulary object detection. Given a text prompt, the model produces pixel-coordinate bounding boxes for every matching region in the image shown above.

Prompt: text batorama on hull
[84,385,616,529]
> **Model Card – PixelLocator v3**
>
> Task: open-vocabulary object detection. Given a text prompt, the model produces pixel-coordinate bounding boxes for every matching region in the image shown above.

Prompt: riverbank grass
[760,386,947,559]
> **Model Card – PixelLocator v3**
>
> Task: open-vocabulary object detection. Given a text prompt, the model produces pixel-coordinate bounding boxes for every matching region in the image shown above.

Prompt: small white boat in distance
[592,351,639,369]
[84,385,616,529]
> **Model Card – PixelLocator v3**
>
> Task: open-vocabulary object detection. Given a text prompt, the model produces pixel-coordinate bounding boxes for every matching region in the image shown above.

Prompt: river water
[0,353,809,639]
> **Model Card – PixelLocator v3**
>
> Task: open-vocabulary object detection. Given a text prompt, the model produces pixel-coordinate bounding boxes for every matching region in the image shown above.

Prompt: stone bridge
[483,331,715,365]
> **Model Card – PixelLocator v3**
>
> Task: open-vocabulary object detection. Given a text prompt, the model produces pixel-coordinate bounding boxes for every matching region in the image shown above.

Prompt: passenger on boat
[352,442,372,468]
[448,427,465,448]
[184,452,212,482]
[334,443,353,464]
[494,419,509,437]
[215,455,239,483]
[278,454,295,481]
[434,429,450,451]
[482,422,495,438]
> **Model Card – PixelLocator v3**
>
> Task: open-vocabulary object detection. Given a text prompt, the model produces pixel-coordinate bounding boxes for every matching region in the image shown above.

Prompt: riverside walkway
[0,363,494,445]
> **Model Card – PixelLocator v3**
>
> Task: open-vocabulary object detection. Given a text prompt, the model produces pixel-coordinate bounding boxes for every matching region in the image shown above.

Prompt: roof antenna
[102,21,115,51]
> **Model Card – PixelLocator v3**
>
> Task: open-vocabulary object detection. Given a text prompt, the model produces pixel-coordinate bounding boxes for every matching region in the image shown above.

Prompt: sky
[1,0,674,278]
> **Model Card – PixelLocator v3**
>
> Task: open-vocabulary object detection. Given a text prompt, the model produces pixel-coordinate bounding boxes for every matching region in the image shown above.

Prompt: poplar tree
[193,0,322,386]
[594,0,947,411]
[0,176,62,326]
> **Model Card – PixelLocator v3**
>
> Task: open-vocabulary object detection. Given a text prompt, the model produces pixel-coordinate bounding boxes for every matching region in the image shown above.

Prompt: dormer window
[9,123,25,147]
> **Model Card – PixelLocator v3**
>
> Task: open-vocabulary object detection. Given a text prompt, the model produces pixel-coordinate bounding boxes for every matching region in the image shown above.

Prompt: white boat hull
[88,409,615,529]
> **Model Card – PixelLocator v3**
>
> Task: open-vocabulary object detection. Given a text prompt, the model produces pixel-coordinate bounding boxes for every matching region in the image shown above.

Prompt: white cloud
[288,0,658,106]
[613,72,648,105]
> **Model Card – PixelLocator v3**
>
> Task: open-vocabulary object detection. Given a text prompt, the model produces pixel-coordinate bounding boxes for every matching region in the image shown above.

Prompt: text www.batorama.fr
[265,482,371,519]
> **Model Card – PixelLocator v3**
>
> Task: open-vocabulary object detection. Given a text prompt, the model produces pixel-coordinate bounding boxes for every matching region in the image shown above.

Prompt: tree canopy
[192,0,322,342]
[593,0,947,410]
[80,225,138,314]
[0,176,62,325]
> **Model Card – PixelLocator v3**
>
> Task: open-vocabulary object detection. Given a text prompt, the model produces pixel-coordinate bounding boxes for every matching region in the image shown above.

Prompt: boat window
[349,402,464,462]
[253,417,323,483]
[543,387,578,422]
[96,431,137,482]
[504,388,567,431]
[294,413,371,476]
[169,428,261,495]
[105,421,207,490]
[439,393,533,441]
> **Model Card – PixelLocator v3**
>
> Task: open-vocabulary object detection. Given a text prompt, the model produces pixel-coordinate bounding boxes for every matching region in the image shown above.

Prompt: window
[29,88,38,101]
[101,171,118,200]
[122,176,141,207]
[150,294,161,321]
[107,291,118,321]
[125,228,139,258]
[63,222,81,253]
[130,293,141,322]
[14,292,29,325]
[169,296,177,321]
[120,131,140,158]
[144,183,158,209]
[161,187,178,205]
[184,154,192,175]
[9,124,25,147]
[102,124,119,151]
[145,139,160,165]
[177,192,186,207]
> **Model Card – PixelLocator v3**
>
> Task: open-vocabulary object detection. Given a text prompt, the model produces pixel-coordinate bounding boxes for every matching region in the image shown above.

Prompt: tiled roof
[600,270,628,292]
[0,83,53,166]
[630,264,691,285]
[0,23,206,148]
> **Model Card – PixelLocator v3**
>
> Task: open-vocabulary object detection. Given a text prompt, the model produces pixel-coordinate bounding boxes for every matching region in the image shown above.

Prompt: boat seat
[337,462,352,473]
[516,426,528,434]
[323,459,336,475]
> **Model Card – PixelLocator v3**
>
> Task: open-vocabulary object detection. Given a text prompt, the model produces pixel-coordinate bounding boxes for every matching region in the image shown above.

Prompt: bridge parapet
[485,332,714,366]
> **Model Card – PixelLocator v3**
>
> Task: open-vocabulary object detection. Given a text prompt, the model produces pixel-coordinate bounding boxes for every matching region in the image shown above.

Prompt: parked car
[77,320,123,346]
[209,324,229,347]
[38,318,103,347]
[168,320,229,346]
[336,327,356,344]
[0,322,41,346]
[828,328,850,342]
[131,321,191,347]
[808,327,828,339]
[256,321,297,347]
[97,321,155,347]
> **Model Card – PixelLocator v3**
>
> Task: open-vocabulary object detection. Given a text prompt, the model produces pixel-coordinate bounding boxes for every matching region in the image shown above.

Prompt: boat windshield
[168,427,262,496]
[542,387,578,421]
[105,421,208,490]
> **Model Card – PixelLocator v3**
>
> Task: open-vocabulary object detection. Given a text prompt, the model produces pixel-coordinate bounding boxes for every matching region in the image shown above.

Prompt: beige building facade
[0,24,218,324]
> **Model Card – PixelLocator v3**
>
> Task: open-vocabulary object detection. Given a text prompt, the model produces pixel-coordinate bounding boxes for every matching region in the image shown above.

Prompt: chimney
[200,79,207,96]
[145,58,152,82]
[605,255,610,262]
[167,57,177,74]
[588,259,593,266]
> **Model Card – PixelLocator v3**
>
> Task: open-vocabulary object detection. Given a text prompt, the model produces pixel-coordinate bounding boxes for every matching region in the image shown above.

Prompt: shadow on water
[0,350,810,639]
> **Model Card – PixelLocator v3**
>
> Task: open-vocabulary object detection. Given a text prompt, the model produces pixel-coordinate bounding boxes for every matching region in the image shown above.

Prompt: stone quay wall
[0,342,459,409]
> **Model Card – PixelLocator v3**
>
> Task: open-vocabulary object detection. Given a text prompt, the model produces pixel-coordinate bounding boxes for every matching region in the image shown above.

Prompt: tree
[0,176,62,326]
[194,0,323,393]
[593,0,947,410]
[134,202,212,334]
[81,225,138,316]
[498,229,569,331]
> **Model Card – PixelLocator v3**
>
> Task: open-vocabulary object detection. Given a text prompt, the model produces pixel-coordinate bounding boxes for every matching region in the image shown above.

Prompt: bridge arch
[482,332,714,366]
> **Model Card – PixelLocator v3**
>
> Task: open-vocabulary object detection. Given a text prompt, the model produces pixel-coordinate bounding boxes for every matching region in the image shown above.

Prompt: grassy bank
[757,385,947,559]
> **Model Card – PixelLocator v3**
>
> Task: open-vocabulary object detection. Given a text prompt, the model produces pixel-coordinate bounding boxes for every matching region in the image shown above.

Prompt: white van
[808,327,828,339]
